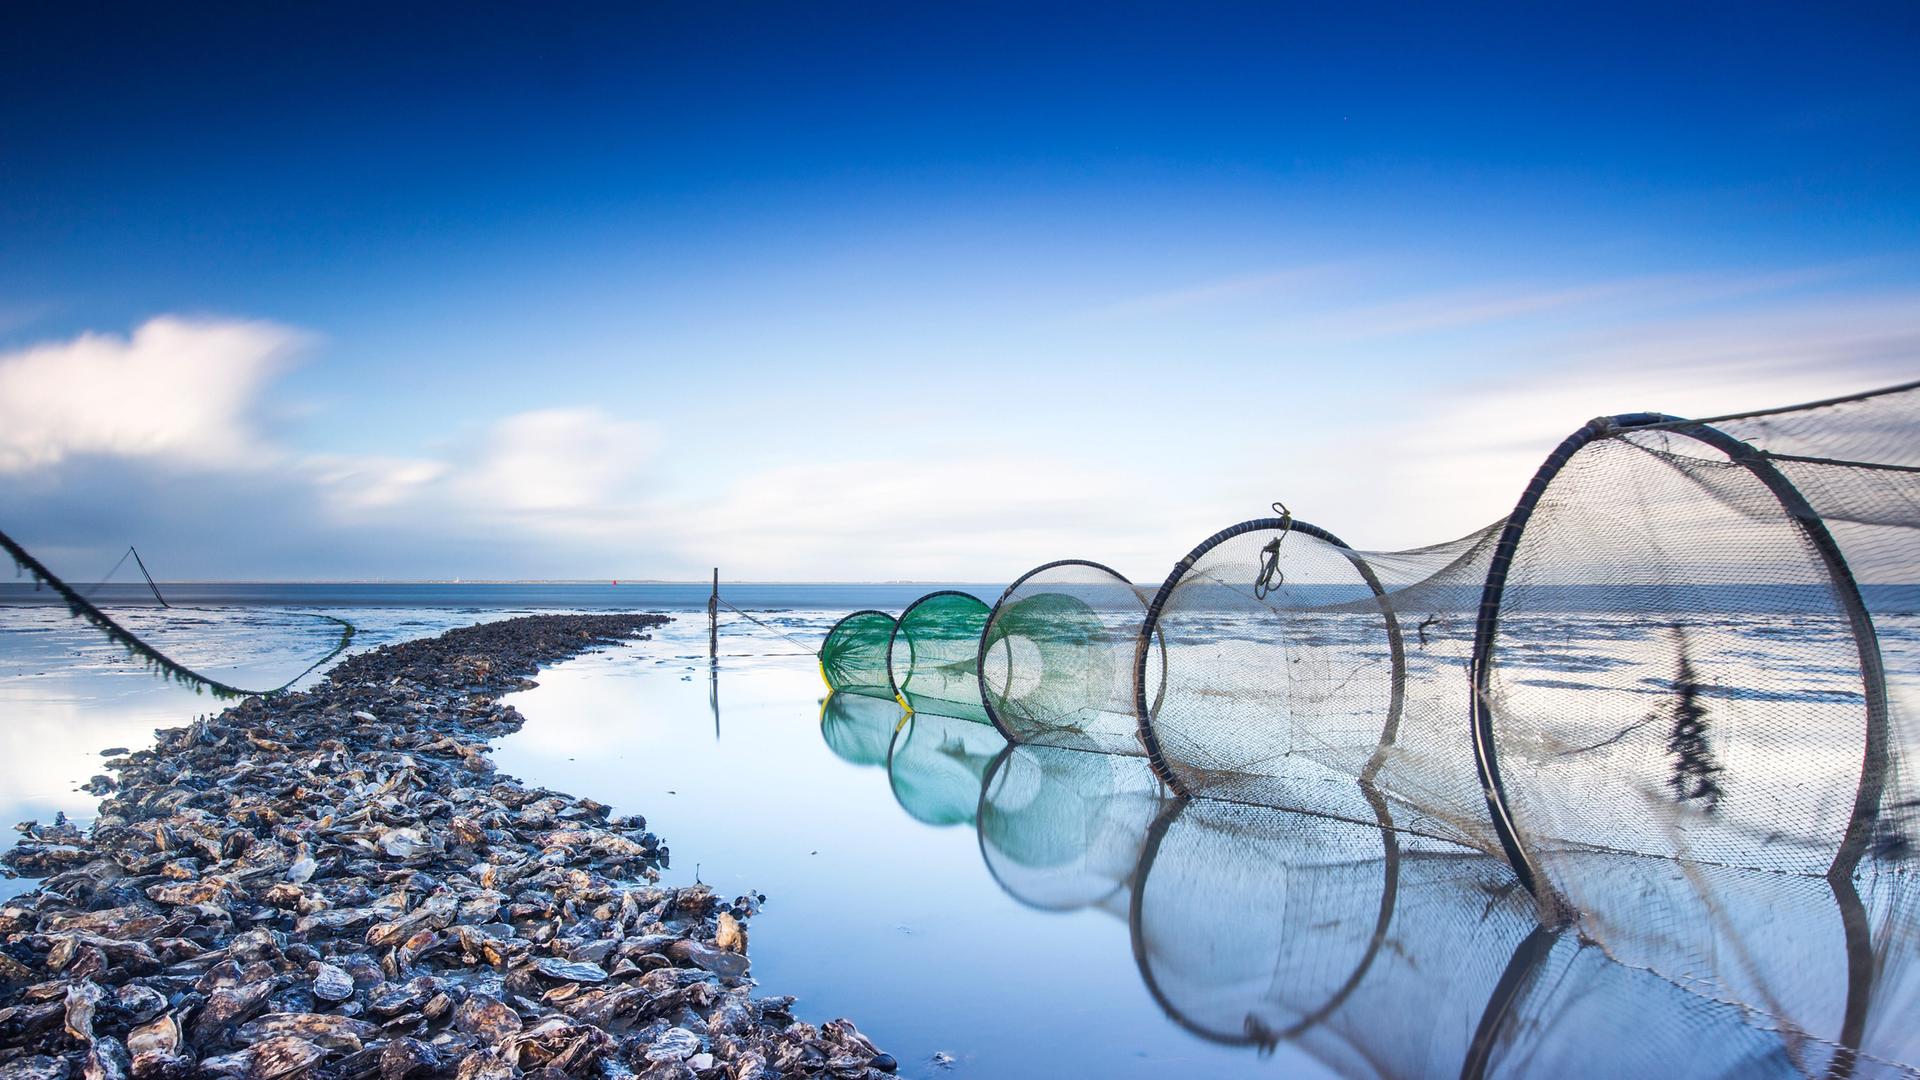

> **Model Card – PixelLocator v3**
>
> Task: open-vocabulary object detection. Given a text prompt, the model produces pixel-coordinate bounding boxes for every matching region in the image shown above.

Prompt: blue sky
[2,4,1918,580]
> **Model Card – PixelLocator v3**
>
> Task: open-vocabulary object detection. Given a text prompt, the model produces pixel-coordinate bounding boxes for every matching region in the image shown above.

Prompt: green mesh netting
[820,690,905,767]
[885,709,1007,826]
[796,380,1920,1075]
[979,560,1160,755]
[890,590,992,722]
[820,609,898,699]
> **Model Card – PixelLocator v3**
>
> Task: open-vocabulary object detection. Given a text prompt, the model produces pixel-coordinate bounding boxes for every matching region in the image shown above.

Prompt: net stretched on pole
[820,609,897,699]
[979,560,1161,755]
[890,590,993,721]
[1471,381,1920,915]
[1,527,356,699]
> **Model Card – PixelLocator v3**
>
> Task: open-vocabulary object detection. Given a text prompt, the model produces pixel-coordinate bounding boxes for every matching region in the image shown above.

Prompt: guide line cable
[2,526,355,698]
[83,546,172,606]
[715,597,823,656]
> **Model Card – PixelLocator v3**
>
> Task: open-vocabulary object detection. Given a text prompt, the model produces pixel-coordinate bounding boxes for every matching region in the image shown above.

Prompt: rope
[82,546,172,606]
[1,526,354,698]
[272,613,357,691]
[716,598,822,656]
[1253,501,1294,600]
[130,547,170,606]
[82,548,136,601]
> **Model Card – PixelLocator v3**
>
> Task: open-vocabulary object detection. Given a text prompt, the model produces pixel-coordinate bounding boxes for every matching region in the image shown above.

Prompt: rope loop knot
[1254,501,1294,600]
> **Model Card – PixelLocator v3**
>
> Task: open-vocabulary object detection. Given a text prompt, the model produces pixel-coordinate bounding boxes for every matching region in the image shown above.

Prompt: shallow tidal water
[4,586,1916,1078]
[0,592,1330,1076]
[494,616,1318,1078]
[0,602,498,901]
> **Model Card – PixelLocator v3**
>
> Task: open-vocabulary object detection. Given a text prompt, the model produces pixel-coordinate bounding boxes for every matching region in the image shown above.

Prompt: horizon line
[0,578,1009,586]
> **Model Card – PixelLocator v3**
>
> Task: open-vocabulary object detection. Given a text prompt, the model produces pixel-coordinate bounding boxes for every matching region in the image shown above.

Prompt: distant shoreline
[0,579,1003,587]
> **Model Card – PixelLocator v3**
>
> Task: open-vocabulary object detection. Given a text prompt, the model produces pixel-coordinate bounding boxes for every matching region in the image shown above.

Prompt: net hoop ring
[1469,412,1890,907]
[1131,517,1409,797]
[1126,784,1402,1050]
[818,608,898,695]
[887,589,991,704]
[972,743,1139,914]
[976,558,1165,747]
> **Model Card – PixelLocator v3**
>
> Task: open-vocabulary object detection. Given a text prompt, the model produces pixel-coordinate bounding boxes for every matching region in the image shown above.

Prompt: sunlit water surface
[495,617,1303,1078]
[4,586,1916,1079]
[0,592,1326,1076]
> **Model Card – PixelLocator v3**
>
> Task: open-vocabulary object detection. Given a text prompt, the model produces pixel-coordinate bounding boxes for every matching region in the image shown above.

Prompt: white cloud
[3,284,1913,583]
[0,316,306,472]
[1266,299,1920,550]
[0,319,669,575]
[455,408,659,520]
[307,455,451,512]
[664,457,1209,582]
[298,409,661,555]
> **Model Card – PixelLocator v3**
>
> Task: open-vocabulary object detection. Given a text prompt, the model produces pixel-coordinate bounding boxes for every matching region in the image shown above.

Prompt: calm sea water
[0,581,1002,610]
[2,584,1914,1079]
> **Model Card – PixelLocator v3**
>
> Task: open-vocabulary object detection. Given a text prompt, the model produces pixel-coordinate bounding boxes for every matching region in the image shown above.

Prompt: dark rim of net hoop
[970,744,1111,914]
[818,608,897,693]
[975,558,1166,746]
[973,746,1039,909]
[887,589,990,704]
[1131,516,1409,798]
[1469,406,1891,904]
[822,608,895,644]
[1125,785,1403,1050]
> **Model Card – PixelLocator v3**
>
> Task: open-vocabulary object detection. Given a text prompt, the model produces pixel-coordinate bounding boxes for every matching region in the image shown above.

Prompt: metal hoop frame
[1469,413,1890,901]
[818,608,898,697]
[1126,784,1402,1049]
[887,589,992,706]
[977,558,1164,748]
[973,742,1148,914]
[1132,517,1409,796]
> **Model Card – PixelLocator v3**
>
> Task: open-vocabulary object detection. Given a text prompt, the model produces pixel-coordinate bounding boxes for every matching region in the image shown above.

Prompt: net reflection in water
[885,709,1006,827]
[978,744,1168,916]
[820,690,905,768]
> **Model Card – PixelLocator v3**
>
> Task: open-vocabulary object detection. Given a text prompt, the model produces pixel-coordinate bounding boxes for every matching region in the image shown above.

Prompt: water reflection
[816,690,1920,1078]
[820,691,901,768]
[886,709,1005,827]
[1132,796,1532,1068]
[978,746,1159,917]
